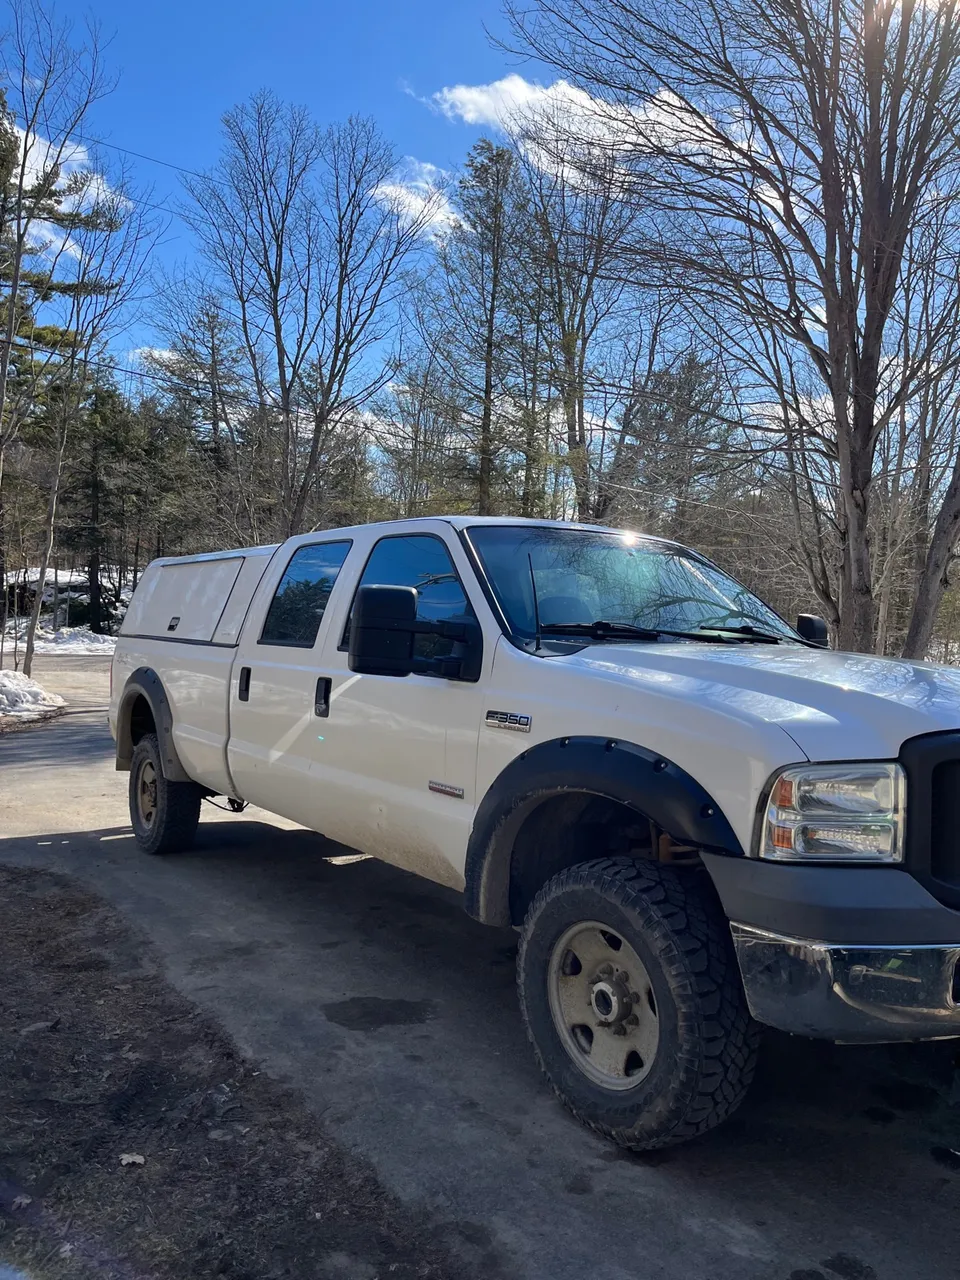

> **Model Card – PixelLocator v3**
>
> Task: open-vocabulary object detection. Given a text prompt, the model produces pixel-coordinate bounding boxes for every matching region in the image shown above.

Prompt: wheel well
[507,793,702,925]
[128,694,155,745]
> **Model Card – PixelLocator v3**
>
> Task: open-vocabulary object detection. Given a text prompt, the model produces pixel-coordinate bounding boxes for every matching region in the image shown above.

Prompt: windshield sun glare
[466,526,798,646]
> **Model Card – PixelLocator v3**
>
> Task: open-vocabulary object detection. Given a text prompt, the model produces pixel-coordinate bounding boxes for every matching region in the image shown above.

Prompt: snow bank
[1,625,116,655]
[34,626,116,654]
[0,670,66,720]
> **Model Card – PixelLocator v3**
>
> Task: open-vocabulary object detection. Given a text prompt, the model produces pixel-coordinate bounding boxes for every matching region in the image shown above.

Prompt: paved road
[2,657,960,1280]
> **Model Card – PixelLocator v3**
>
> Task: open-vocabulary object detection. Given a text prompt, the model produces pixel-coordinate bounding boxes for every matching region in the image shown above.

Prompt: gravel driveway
[1,656,959,1280]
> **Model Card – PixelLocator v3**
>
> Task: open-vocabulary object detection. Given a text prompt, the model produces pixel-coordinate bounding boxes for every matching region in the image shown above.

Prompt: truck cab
[110,516,960,1150]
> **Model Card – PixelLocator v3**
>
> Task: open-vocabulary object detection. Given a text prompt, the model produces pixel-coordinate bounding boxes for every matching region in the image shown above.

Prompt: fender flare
[114,667,191,782]
[464,736,744,925]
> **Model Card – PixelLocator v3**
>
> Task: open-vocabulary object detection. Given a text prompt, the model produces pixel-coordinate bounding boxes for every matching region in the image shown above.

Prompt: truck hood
[561,642,960,761]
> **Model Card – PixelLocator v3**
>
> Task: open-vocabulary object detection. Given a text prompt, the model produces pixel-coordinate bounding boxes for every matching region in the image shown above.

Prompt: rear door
[226,538,353,823]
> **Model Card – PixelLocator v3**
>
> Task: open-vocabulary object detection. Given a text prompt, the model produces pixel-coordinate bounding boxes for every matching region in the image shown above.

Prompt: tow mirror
[796,614,829,647]
[349,585,419,677]
[348,584,482,681]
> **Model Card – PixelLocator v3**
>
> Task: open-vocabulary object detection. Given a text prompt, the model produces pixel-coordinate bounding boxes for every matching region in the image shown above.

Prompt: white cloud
[130,346,175,367]
[62,168,127,213]
[428,74,654,189]
[374,157,459,238]
[429,74,745,174]
[431,74,593,131]
[14,126,89,188]
[12,128,123,261]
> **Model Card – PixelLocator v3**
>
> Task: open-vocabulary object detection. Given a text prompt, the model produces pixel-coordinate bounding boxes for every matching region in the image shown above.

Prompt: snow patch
[34,626,116,654]
[2,625,116,655]
[0,670,66,720]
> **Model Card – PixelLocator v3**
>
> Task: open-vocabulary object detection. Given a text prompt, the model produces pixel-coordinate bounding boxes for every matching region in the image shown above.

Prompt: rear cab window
[260,541,352,647]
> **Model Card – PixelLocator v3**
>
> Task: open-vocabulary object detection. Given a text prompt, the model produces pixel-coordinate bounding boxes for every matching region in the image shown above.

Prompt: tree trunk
[561,338,590,518]
[89,550,103,633]
[132,520,141,591]
[23,454,65,678]
[89,438,103,633]
[902,451,960,659]
[520,304,544,519]
[520,404,540,518]
[0,450,6,669]
[0,234,26,445]
[837,430,876,652]
[478,286,498,515]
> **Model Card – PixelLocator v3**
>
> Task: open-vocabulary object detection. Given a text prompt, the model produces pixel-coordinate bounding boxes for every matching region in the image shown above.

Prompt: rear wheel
[129,733,202,855]
[518,856,759,1150]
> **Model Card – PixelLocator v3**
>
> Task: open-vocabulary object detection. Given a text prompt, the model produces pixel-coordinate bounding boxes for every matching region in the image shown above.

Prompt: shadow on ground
[0,706,109,768]
[2,816,959,1280]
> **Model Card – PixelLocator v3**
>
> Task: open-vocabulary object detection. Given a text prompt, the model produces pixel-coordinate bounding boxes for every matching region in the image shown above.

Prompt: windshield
[466,525,800,644]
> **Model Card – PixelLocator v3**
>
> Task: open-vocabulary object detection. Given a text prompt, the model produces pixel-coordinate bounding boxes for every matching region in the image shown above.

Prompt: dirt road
[2,656,960,1280]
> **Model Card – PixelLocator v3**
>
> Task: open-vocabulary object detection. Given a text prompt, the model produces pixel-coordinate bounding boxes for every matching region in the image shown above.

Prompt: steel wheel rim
[138,760,158,827]
[547,920,660,1091]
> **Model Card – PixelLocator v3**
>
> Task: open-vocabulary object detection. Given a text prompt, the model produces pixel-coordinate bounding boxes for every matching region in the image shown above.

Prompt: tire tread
[517,856,760,1149]
[130,734,202,856]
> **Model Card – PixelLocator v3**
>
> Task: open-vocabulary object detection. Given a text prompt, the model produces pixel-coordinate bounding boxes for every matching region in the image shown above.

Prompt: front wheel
[129,733,202,855]
[517,857,759,1150]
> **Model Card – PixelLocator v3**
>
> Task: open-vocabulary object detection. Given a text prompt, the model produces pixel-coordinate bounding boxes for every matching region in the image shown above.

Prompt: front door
[310,530,488,889]
[226,538,354,827]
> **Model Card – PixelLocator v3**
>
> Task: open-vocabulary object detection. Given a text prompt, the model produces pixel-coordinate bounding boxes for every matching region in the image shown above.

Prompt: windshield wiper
[697,623,785,644]
[540,620,734,644]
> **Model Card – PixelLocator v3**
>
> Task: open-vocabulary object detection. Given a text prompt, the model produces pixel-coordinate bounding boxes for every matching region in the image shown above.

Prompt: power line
[10,339,271,413]
[26,348,924,490]
[7,344,939,496]
[71,131,227,188]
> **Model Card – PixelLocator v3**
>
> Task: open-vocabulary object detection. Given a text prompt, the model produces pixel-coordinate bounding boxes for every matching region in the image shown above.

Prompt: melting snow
[0,670,66,720]
[2,625,116,655]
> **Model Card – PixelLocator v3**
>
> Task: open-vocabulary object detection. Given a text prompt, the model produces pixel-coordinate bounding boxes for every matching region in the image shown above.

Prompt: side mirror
[796,614,829,647]
[349,585,419,677]
[348,584,482,680]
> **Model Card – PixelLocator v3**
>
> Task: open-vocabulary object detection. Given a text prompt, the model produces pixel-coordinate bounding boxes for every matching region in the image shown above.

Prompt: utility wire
[8,341,932,492]
[9,339,271,412]
[71,131,227,188]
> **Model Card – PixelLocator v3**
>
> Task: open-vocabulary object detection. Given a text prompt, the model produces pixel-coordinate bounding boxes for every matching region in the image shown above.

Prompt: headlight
[758,763,906,863]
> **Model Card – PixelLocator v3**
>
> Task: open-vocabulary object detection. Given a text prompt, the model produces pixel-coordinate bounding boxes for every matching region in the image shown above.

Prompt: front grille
[931,760,960,890]
[901,732,960,909]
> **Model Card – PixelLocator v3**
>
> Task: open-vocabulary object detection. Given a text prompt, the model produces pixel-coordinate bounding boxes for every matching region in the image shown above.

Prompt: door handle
[238,666,251,702]
[315,676,331,718]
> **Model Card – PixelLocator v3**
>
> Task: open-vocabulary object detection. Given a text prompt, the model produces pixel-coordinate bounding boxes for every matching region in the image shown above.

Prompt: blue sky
[65,0,543,288]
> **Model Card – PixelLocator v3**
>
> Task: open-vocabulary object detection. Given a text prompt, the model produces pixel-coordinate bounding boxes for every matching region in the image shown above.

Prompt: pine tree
[432,139,520,515]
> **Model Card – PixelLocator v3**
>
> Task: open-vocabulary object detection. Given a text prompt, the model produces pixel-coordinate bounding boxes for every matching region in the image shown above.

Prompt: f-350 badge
[485,709,532,733]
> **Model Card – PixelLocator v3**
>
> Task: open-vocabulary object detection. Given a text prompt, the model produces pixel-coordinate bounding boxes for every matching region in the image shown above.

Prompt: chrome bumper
[731,923,960,1042]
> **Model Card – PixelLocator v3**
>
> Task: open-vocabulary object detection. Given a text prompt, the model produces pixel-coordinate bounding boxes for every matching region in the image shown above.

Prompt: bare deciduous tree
[184,94,436,538]
[508,0,960,651]
[517,130,636,520]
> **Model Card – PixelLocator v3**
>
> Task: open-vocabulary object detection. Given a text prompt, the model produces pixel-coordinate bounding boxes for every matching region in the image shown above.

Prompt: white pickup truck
[109,516,960,1149]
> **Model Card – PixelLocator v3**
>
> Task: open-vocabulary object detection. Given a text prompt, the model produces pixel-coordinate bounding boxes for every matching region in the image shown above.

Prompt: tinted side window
[348,535,474,659]
[260,541,352,647]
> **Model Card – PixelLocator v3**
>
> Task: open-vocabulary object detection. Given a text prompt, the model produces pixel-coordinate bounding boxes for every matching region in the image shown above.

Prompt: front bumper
[731,924,960,1042]
[700,852,960,1042]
